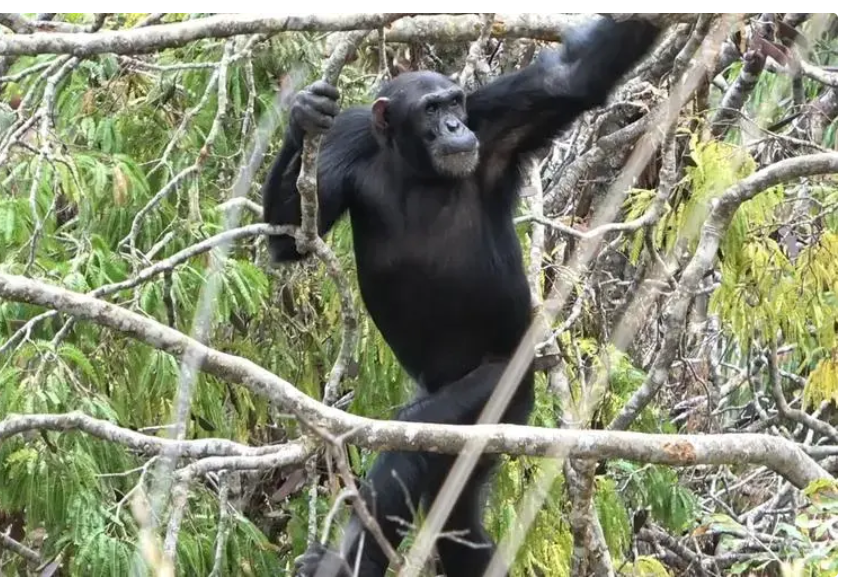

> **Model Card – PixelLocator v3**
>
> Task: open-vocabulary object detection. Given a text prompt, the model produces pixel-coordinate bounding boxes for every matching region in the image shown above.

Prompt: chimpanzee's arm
[262,105,372,263]
[467,16,660,182]
[261,119,305,262]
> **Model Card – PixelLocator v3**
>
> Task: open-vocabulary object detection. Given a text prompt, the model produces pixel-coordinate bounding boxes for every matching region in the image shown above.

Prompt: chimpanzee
[262,15,660,576]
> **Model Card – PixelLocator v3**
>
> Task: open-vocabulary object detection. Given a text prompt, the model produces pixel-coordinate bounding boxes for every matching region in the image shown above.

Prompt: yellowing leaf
[806,354,838,408]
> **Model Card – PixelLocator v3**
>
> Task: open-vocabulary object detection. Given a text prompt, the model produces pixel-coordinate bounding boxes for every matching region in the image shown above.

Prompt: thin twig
[767,340,837,442]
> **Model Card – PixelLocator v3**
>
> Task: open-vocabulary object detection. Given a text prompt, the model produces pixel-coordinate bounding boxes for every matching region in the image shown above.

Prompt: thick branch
[800,59,837,87]
[175,439,315,479]
[0,531,41,567]
[377,13,695,43]
[0,14,412,57]
[379,13,587,43]
[0,411,289,458]
[0,13,699,58]
[0,13,92,33]
[711,49,766,138]
[0,272,830,489]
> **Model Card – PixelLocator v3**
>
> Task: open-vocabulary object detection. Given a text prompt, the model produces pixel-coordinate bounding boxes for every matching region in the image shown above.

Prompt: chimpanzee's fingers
[307,80,340,101]
[311,113,335,131]
[293,104,336,133]
[304,92,340,118]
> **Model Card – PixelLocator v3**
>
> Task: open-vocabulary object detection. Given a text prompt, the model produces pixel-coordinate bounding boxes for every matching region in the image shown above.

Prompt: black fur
[263,16,660,577]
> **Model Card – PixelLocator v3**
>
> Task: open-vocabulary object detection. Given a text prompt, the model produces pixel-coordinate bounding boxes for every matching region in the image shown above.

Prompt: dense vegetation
[0,13,837,576]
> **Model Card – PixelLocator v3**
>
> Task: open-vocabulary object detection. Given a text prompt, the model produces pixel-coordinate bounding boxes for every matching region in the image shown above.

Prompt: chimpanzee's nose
[446,119,461,132]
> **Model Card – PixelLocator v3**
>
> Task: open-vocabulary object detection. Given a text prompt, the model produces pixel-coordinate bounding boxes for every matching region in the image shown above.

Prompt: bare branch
[0,272,832,490]
[208,472,232,577]
[767,341,838,442]
[711,50,766,138]
[0,14,418,57]
[292,23,399,405]
[0,13,702,59]
[295,25,392,252]
[0,13,34,33]
[0,411,287,459]
[297,420,402,570]
[800,59,837,87]
[175,439,315,479]
[362,13,696,44]
[216,197,263,217]
[457,13,495,91]
[0,13,88,33]
[0,531,41,567]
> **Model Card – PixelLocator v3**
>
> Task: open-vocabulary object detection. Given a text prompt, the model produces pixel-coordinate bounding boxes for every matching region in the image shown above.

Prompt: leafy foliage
[0,13,838,578]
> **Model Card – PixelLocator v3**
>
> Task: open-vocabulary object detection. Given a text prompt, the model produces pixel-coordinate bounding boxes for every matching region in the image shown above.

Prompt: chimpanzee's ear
[371,97,390,137]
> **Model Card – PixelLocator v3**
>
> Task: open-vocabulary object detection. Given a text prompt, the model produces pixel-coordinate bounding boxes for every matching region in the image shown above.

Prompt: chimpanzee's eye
[426,103,438,114]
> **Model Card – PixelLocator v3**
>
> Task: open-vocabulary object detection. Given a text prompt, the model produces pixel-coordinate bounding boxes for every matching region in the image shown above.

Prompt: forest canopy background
[0,12,838,577]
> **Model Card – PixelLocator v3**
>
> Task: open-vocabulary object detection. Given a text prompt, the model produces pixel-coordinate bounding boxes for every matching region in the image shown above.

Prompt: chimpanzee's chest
[346,173,532,382]
[351,177,515,284]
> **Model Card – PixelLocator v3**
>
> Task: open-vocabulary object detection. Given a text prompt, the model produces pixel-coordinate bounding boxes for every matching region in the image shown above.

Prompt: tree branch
[767,340,838,442]
[0,411,290,459]
[0,13,701,58]
[0,14,415,57]
[0,531,41,568]
[174,439,315,479]
[291,23,392,405]
[0,223,291,356]
[0,272,831,489]
[609,153,838,432]
[711,49,766,138]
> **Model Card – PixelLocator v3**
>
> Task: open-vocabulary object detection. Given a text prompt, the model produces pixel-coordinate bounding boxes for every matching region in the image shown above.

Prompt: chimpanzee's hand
[294,541,353,577]
[537,15,660,103]
[290,81,340,137]
[558,16,660,74]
